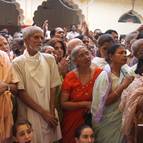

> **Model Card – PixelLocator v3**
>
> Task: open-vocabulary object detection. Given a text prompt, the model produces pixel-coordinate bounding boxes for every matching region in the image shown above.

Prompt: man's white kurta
[13,50,62,143]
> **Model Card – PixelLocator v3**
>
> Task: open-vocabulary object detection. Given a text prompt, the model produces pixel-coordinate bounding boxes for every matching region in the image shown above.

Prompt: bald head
[67,38,83,55]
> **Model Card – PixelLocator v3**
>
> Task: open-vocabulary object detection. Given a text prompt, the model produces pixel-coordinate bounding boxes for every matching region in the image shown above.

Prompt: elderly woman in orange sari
[61,44,102,143]
[0,50,18,143]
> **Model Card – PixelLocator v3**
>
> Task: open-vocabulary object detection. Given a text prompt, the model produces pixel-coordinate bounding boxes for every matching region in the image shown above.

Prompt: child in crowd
[13,120,33,143]
[75,124,95,143]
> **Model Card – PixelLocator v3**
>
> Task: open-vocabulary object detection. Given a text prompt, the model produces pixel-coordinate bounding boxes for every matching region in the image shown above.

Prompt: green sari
[91,66,127,143]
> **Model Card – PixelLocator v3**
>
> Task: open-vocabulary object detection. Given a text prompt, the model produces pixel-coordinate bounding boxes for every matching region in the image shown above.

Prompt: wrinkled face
[75,127,95,143]
[16,124,33,143]
[0,36,9,52]
[75,47,91,67]
[110,47,127,65]
[25,32,44,54]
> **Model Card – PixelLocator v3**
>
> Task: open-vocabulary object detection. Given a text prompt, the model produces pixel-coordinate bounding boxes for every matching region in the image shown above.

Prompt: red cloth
[61,68,102,143]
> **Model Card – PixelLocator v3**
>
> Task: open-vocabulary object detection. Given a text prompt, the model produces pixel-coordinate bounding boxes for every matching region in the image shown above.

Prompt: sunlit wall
[16,0,143,34]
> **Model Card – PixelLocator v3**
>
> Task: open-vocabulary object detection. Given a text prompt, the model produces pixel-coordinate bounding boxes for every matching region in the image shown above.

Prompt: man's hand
[0,80,7,95]
[40,109,58,129]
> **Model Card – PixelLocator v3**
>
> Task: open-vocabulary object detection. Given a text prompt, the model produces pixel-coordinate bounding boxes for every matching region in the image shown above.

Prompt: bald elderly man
[66,38,83,71]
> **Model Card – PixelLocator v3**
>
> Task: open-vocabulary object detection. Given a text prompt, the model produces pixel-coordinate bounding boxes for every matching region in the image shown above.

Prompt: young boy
[13,120,33,143]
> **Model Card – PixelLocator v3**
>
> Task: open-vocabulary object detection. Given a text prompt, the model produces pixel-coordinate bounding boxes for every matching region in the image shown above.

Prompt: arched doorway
[0,0,23,34]
[118,10,143,24]
[33,0,84,30]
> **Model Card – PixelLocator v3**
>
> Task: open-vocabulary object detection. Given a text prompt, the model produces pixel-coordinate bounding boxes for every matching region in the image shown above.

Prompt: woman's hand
[80,101,91,109]
[106,76,134,105]
[61,90,92,110]
[121,76,134,89]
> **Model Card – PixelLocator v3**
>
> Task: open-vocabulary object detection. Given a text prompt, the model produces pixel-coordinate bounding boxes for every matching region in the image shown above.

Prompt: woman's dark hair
[97,34,114,47]
[48,38,66,57]
[137,31,143,39]
[105,29,118,35]
[96,34,114,57]
[13,120,32,137]
[119,34,126,42]
[135,59,143,75]
[75,124,93,139]
[106,44,124,63]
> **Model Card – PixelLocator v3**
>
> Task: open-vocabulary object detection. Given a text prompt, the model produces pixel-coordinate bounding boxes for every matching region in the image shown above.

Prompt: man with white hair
[12,26,62,143]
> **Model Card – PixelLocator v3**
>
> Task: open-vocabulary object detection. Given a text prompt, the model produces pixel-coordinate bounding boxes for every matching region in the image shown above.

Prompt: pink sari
[120,75,143,142]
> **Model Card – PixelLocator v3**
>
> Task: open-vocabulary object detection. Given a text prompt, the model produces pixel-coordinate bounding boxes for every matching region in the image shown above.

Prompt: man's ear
[24,38,31,49]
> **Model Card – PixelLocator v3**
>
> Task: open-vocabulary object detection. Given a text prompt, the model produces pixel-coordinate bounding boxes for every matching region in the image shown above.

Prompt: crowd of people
[0,20,143,143]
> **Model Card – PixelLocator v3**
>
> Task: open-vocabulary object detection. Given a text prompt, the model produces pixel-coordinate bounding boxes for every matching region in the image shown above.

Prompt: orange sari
[61,67,102,143]
[0,51,15,142]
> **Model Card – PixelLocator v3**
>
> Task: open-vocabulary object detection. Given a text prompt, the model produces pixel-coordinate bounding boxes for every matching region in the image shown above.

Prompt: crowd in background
[0,20,143,143]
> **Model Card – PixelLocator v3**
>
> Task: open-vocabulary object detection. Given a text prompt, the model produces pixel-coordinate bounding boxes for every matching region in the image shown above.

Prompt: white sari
[91,64,128,143]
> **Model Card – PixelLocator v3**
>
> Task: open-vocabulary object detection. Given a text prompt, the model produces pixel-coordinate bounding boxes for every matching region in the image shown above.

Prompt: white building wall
[73,0,143,34]
[16,0,143,34]
[16,0,43,24]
